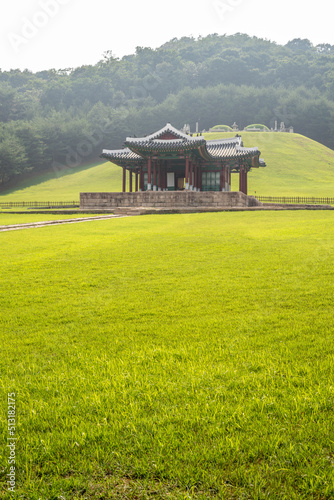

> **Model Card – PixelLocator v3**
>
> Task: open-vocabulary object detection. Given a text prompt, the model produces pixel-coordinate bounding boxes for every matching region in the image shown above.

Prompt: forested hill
[1,33,334,186]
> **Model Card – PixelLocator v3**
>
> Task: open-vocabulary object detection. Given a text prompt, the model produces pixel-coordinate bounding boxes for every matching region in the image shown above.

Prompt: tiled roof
[124,138,206,153]
[100,148,143,162]
[124,124,206,153]
[101,124,265,166]
[207,138,260,160]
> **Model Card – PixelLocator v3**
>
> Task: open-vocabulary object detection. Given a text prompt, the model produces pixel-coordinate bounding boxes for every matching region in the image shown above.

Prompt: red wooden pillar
[239,166,243,193]
[185,157,189,190]
[135,171,138,192]
[188,161,191,189]
[122,167,126,193]
[165,162,168,191]
[160,163,164,190]
[199,167,202,191]
[239,165,248,194]
[220,165,225,191]
[193,164,197,191]
[243,169,248,195]
[147,158,152,190]
[129,170,133,193]
[153,161,157,191]
[140,167,144,191]
[158,163,162,190]
[189,161,193,190]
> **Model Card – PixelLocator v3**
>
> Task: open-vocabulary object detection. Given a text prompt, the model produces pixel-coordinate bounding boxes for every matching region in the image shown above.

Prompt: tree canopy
[1,33,334,186]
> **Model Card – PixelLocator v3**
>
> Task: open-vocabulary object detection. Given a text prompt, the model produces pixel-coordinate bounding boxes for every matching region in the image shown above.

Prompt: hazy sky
[1,0,333,72]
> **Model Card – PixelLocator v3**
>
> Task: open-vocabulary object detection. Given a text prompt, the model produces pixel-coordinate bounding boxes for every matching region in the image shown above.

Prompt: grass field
[1,132,334,201]
[1,211,333,499]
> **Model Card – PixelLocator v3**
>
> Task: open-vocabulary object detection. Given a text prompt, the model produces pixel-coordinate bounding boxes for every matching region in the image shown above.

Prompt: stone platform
[80,191,261,210]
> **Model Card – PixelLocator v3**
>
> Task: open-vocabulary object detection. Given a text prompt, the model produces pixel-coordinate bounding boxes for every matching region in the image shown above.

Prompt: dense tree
[1,33,334,186]
[11,122,46,171]
[0,133,27,183]
[285,38,314,53]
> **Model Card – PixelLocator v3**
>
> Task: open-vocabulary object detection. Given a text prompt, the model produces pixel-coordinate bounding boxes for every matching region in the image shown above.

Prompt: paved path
[0,215,127,232]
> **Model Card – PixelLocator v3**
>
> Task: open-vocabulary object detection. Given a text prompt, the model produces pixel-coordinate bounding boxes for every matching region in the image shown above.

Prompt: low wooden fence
[0,201,79,208]
[257,196,334,205]
[0,197,333,208]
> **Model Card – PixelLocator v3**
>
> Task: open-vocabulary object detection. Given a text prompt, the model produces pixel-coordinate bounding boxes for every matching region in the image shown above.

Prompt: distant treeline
[1,33,334,185]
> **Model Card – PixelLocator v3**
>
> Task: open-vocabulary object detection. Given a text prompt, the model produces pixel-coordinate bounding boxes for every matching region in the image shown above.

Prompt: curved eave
[206,144,263,163]
[100,148,144,166]
[197,145,213,161]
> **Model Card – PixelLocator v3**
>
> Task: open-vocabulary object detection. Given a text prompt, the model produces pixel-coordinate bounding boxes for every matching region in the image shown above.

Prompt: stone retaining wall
[80,191,262,209]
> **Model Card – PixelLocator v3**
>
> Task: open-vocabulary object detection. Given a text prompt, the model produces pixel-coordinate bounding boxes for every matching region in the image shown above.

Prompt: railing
[257,196,334,205]
[1,197,333,207]
[0,201,79,208]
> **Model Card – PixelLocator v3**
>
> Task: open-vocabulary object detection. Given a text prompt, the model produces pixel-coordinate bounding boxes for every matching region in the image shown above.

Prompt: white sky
[1,0,334,72]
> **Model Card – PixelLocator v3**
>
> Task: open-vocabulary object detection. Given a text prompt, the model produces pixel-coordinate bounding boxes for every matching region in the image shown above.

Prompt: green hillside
[1,132,334,201]
[0,161,123,202]
[206,132,334,196]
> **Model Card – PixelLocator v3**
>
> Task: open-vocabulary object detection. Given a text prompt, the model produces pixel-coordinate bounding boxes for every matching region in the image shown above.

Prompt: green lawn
[0,132,334,201]
[0,211,333,499]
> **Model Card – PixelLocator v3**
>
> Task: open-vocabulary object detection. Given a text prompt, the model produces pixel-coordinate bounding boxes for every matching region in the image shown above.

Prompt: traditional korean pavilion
[101,123,266,194]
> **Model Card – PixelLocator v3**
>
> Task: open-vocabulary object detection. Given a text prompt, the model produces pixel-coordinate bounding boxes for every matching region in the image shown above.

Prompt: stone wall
[80,191,262,209]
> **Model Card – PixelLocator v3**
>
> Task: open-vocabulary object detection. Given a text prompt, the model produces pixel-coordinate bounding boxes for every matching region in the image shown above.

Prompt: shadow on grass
[0,160,105,196]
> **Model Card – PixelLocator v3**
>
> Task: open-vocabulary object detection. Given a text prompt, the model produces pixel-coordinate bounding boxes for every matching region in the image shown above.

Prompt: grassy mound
[210,124,233,131]
[205,132,334,196]
[244,123,270,131]
[1,211,333,499]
